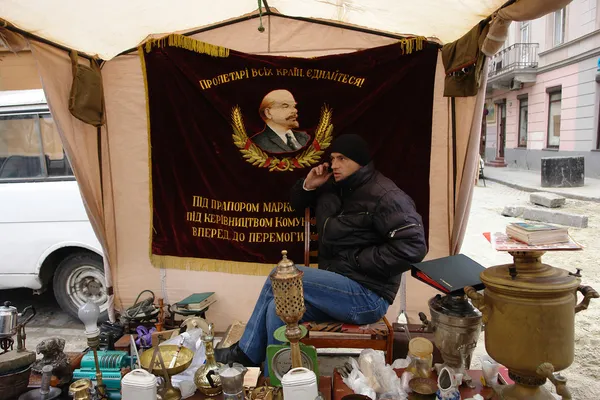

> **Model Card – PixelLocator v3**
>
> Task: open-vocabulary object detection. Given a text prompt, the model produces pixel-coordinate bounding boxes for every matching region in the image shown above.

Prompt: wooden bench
[300,208,394,364]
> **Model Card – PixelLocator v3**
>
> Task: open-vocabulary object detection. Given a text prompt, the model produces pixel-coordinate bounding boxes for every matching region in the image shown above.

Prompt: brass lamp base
[495,383,554,400]
[160,386,183,400]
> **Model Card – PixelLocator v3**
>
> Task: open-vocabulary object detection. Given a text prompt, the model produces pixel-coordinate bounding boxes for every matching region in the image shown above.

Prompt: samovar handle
[464,287,490,324]
[575,285,599,313]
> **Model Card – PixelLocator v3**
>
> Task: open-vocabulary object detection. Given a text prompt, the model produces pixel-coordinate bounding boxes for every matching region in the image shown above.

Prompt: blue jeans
[239,266,389,364]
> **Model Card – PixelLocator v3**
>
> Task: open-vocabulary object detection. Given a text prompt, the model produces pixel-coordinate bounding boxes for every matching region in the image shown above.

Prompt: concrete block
[530,192,566,208]
[522,208,588,228]
[502,205,525,217]
[541,156,585,188]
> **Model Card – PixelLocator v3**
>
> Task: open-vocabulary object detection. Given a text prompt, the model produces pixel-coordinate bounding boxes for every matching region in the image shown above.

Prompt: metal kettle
[0,301,21,337]
[218,363,247,399]
[0,301,36,353]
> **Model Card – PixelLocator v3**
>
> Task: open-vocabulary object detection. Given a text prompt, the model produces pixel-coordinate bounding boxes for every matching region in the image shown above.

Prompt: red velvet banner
[141,34,438,274]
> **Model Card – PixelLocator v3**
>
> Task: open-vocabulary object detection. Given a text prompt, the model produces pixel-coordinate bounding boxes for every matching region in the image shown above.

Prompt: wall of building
[484,0,600,177]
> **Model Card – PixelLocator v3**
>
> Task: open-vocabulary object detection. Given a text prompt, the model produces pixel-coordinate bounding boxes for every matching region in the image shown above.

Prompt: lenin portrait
[250,89,311,154]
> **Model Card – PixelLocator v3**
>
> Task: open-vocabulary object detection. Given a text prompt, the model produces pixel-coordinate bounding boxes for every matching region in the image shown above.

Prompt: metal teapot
[0,301,19,337]
[218,363,247,400]
[0,302,35,338]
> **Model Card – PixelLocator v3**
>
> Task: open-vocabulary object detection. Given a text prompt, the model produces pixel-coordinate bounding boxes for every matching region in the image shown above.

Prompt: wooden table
[333,369,509,400]
[189,375,332,399]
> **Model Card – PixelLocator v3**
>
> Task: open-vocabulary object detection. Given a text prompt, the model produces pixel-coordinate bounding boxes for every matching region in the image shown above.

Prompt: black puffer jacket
[290,163,428,304]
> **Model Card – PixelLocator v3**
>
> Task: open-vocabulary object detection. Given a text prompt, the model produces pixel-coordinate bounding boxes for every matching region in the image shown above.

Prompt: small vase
[436,366,461,400]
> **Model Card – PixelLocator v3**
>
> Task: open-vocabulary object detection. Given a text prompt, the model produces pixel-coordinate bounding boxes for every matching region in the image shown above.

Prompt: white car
[0,89,108,320]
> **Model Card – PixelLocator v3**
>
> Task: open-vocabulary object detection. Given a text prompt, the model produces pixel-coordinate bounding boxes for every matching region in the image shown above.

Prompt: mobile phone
[327,166,333,173]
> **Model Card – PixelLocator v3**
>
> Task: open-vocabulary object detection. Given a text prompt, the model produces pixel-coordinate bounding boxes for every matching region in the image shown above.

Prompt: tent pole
[451,97,457,215]
[116,13,263,57]
[267,13,442,44]
[119,10,443,57]
[262,0,272,13]
[0,19,95,60]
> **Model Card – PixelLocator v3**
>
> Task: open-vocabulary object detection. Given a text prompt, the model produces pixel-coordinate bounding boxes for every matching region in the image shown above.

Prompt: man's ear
[264,108,272,120]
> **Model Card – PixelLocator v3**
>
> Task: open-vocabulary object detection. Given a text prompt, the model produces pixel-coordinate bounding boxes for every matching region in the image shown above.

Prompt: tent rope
[258,0,265,33]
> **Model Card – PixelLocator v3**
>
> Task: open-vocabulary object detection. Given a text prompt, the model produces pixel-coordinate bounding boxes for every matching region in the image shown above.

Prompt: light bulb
[78,299,100,338]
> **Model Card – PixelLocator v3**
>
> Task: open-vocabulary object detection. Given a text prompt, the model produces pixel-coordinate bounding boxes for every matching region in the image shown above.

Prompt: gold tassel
[150,254,284,276]
[397,36,428,55]
[143,33,230,57]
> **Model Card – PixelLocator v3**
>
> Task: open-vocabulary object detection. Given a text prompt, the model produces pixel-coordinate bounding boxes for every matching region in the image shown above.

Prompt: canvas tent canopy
[0,0,559,328]
[0,1,511,60]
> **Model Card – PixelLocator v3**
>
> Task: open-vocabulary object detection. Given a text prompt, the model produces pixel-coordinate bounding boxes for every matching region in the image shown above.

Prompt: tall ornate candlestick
[270,250,306,368]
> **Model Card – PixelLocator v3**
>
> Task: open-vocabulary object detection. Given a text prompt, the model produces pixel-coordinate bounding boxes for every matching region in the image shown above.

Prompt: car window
[0,114,43,179]
[0,112,73,180]
[40,114,73,177]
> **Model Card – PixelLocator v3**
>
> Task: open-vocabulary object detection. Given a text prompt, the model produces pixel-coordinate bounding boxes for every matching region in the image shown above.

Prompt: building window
[554,8,566,46]
[0,112,73,180]
[547,91,562,148]
[521,21,530,43]
[518,98,528,147]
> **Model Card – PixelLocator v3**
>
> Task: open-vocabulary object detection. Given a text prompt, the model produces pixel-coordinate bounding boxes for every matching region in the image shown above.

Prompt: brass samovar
[465,251,598,400]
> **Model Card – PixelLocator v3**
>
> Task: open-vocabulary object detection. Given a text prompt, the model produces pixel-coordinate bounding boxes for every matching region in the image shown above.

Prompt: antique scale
[266,250,318,386]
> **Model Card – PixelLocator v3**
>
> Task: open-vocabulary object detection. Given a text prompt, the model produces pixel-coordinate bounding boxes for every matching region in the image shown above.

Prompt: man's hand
[304,163,332,190]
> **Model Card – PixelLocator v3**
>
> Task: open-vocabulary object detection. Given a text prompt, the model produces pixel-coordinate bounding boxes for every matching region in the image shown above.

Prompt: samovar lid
[481,251,580,293]
[429,294,481,318]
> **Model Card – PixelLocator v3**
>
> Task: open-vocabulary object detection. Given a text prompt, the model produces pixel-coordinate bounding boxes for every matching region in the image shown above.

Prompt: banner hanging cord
[257,0,265,32]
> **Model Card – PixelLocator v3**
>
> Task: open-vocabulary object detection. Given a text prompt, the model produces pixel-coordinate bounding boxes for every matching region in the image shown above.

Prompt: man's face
[330,152,361,182]
[265,92,299,129]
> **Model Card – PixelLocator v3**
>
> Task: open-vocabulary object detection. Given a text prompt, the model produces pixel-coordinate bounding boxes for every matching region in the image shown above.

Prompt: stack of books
[506,222,569,246]
[175,292,217,311]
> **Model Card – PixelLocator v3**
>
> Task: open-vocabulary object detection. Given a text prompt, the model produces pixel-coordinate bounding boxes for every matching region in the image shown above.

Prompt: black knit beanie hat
[330,134,371,166]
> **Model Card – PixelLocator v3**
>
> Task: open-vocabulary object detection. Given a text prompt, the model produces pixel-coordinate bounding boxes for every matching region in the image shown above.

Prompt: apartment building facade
[484,0,600,177]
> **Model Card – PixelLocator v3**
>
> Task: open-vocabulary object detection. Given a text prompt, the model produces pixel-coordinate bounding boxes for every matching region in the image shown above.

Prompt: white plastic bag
[342,358,377,400]
[391,356,411,369]
[357,349,407,400]
[160,328,206,385]
[358,349,386,392]
[479,355,500,387]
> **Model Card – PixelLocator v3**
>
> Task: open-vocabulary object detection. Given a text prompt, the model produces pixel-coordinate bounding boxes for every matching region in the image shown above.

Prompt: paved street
[1,179,598,397]
[1,287,87,352]
[464,180,600,400]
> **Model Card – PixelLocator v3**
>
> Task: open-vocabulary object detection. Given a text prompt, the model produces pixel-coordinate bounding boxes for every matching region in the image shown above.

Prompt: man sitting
[215,134,427,367]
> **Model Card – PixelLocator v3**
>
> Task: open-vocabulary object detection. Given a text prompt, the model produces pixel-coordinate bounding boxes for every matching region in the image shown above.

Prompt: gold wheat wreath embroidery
[231,104,334,171]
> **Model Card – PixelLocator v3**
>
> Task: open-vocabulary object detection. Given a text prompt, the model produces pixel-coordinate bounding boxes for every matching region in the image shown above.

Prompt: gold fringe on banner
[151,255,288,276]
[143,33,230,57]
[398,36,427,55]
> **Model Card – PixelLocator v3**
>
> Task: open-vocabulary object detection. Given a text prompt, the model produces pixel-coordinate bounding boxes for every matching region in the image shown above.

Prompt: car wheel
[53,253,109,322]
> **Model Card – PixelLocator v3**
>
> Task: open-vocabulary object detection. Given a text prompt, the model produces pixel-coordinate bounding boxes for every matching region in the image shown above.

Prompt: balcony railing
[488,43,539,78]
